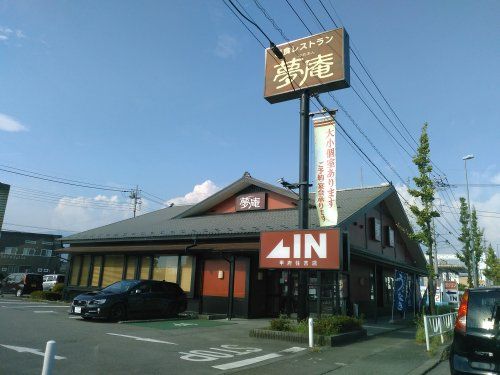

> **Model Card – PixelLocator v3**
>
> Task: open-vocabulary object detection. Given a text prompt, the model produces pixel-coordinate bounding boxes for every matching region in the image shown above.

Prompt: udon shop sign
[260,229,340,269]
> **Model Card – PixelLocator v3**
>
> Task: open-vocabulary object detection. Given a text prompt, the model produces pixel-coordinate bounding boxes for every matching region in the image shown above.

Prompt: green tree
[483,244,500,285]
[456,197,473,287]
[408,123,440,315]
[470,208,484,286]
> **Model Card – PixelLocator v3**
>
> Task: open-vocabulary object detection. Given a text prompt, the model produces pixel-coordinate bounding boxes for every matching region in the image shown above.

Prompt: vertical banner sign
[393,270,407,312]
[406,275,413,309]
[314,116,338,226]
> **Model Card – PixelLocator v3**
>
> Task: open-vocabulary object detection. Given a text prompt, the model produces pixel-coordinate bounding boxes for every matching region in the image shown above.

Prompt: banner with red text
[314,116,338,226]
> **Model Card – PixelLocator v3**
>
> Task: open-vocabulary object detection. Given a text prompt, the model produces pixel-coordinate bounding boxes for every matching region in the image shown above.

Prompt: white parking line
[212,353,282,370]
[106,333,177,345]
[280,347,306,353]
[1,305,69,308]
[0,301,47,304]
[33,311,55,313]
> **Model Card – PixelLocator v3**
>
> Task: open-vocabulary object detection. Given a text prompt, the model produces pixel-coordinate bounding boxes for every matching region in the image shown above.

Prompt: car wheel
[16,289,22,297]
[109,304,126,322]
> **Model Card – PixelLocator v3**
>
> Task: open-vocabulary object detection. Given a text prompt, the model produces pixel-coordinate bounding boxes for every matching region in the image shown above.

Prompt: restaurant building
[60,173,427,319]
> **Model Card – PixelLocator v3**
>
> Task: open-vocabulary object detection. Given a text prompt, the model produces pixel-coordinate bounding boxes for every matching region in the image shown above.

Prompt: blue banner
[394,270,407,312]
[406,275,413,309]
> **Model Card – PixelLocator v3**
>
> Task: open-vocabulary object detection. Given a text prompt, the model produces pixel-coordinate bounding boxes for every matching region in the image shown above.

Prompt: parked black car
[70,280,188,321]
[450,287,499,374]
[0,273,43,296]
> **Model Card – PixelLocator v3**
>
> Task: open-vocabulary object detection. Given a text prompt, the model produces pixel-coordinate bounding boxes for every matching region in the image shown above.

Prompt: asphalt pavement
[0,296,440,374]
[0,297,308,374]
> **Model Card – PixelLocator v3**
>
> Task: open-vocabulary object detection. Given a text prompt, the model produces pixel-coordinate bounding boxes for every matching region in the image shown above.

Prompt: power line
[0,165,130,193]
[3,222,78,233]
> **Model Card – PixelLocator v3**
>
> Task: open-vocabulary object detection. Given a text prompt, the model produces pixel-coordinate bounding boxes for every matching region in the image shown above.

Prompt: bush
[30,290,62,301]
[52,283,65,293]
[269,315,293,331]
[415,315,426,343]
[314,315,363,335]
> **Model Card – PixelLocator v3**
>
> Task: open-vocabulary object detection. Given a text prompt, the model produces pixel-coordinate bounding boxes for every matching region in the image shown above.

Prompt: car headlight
[90,299,107,305]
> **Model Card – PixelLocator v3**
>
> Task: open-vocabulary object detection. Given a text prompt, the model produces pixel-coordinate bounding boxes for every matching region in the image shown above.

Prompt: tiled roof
[62,183,392,243]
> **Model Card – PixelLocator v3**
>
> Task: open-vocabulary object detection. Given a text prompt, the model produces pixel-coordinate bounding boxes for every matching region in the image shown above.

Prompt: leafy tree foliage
[408,123,440,314]
[483,244,500,285]
[456,197,473,287]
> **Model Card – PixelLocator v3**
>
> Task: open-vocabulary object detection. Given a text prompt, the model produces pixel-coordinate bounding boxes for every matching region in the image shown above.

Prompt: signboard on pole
[314,116,337,226]
[259,229,340,269]
[443,281,459,303]
[264,28,350,104]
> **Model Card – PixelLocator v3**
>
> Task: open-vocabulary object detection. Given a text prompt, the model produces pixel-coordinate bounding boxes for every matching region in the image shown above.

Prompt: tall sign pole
[297,90,310,321]
[262,27,350,321]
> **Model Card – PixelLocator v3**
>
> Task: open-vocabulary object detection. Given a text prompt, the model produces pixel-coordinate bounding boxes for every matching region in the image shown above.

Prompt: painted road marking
[335,362,347,366]
[0,345,66,360]
[180,345,262,362]
[68,316,80,319]
[212,353,282,370]
[280,347,306,353]
[34,311,56,313]
[0,301,47,304]
[173,322,198,327]
[1,305,69,308]
[106,333,177,345]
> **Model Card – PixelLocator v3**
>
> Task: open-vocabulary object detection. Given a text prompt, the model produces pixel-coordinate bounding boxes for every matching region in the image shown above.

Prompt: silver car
[42,274,65,291]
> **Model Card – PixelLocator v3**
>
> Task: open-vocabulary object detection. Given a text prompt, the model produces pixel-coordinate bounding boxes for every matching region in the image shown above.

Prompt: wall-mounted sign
[235,192,266,211]
[264,28,350,104]
[260,229,340,269]
[314,116,337,226]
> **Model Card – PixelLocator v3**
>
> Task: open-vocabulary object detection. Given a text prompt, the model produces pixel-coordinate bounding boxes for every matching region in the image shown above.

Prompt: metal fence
[423,312,457,351]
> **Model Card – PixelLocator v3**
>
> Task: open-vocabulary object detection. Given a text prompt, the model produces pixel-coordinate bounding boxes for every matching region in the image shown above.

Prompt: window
[152,256,178,282]
[70,255,82,285]
[22,249,30,256]
[4,247,15,255]
[79,255,91,286]
[25,240,37,245]
[370,217,381,241]
[16,248,24,255]
[40,250,47,257]
[91,256,103,287]
[180,256,194,292]
[139,256,151,280]
[41,241,53,246]
[125,255,138,279]
[385,227,395,247]
[101,255,125,287]
[41,249,52,257]
[33,249,41,256]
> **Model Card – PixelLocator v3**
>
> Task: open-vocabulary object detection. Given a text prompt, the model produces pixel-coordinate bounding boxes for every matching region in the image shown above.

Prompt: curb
[407,345,449,375]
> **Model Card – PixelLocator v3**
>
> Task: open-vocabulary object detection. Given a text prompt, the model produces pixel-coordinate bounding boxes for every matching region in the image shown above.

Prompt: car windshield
[467,289,500,332]
[101,280,140,294]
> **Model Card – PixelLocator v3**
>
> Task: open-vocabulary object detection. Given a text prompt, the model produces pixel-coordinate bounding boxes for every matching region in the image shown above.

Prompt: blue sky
[0,1,499,252]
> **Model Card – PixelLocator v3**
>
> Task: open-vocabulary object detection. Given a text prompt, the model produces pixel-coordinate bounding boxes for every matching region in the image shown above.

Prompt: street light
[462,154,476,287]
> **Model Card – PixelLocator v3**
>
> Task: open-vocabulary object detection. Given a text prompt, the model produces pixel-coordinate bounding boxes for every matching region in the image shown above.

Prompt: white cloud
[0,113,28,132]
[0,26,25,43]
[214,34,238,58]
[491,173,500,184]
[168,180,220,205]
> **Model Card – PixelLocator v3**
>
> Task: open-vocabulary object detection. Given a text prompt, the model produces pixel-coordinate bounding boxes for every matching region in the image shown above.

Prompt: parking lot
[0,297,307,374]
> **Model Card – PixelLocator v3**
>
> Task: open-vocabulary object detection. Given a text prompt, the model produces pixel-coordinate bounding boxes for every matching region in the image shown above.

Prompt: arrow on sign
[266,239,290,258]
[0,344,66,360]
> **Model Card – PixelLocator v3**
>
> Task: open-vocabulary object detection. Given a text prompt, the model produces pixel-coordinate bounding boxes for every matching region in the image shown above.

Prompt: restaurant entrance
[265,269,344,317]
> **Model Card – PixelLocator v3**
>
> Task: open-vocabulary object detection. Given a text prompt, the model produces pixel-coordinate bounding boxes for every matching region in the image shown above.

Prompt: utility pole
[463,155,476,287]
[129,185,141,218]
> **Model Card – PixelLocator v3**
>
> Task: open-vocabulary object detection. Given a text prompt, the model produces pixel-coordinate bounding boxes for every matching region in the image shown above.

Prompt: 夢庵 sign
[264,28,350,104]
[259,229,340,269]
[235,192,266,211]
